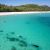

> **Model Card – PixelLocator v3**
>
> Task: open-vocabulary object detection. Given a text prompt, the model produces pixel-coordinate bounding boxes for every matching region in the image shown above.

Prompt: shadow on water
[38,17,50,27]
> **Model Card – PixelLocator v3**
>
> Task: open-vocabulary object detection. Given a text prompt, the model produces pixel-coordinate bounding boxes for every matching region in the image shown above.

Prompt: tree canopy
[0,4,50,12]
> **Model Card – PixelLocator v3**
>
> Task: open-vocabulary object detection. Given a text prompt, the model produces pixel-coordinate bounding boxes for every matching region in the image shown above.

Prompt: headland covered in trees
[0,4,50,12]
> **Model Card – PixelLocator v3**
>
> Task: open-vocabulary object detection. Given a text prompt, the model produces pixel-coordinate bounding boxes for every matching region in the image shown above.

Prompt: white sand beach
[0,11,50,16]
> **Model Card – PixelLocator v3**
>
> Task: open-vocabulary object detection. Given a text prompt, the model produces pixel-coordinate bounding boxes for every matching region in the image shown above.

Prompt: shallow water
[0,13,50,50]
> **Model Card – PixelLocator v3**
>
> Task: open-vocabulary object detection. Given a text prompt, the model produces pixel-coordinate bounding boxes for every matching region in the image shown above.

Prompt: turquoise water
[0,13,50,50]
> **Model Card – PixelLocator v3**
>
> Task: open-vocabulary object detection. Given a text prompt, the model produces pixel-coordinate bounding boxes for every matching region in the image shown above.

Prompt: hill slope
[0,4,50,12]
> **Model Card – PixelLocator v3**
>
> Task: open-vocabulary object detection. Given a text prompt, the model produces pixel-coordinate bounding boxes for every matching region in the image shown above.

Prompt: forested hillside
[0,4,50,12]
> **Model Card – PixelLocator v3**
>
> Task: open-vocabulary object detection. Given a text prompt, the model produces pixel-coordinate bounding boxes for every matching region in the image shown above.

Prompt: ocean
[0,13,50,50]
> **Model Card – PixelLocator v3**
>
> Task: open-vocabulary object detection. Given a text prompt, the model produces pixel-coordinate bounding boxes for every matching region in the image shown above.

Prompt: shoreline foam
[0,11,50,16]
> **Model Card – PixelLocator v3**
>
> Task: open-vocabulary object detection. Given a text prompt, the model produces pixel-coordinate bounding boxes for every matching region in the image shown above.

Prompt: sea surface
[0,13,50,50]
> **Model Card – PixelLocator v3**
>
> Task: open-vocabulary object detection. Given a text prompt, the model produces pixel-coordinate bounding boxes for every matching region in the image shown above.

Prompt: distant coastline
[0,4,50,12]
[0,11,50,16]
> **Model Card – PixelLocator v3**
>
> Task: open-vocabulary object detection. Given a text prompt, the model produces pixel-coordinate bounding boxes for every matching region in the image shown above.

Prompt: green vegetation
[0,4,50,12]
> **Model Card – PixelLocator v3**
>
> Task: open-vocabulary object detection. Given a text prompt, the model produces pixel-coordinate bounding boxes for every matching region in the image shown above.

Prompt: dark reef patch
[18,35,24,40]
[11,32,15,34]
[3,21,6,23]
[6,37,20,42]
[9,38,16,41]
[19,35,23,38]
[15,38,20,41]
[31,44,39,48]
[6,37,16,42]
[38,17,50,27]
[11,46,16,50]
[19,43,27,47]
[19,40,27,47]
[0,30,3,32]
[26,22,30,24]
[0,45,1,47]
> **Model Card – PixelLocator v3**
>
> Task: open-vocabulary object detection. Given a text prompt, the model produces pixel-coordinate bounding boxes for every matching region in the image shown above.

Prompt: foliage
[0,4,50,12]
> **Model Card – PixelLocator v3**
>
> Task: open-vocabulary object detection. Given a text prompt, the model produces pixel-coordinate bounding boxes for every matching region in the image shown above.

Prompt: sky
[0,0,50,6]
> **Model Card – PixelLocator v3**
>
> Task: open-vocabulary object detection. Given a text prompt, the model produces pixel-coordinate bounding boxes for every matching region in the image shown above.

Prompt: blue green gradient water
[0,13,50,50]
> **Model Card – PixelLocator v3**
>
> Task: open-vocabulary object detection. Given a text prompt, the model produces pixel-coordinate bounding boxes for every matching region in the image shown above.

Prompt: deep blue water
[0,13,50,50]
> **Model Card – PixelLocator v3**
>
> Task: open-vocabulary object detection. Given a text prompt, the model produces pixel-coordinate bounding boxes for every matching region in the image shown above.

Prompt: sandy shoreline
[0,11,50,16]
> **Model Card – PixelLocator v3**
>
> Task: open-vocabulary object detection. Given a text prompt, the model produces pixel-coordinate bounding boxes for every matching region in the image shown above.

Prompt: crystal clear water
[0,13,50,50]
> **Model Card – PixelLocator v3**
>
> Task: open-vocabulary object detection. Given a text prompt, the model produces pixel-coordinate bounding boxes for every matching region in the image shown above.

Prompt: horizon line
[0,3,50,7]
